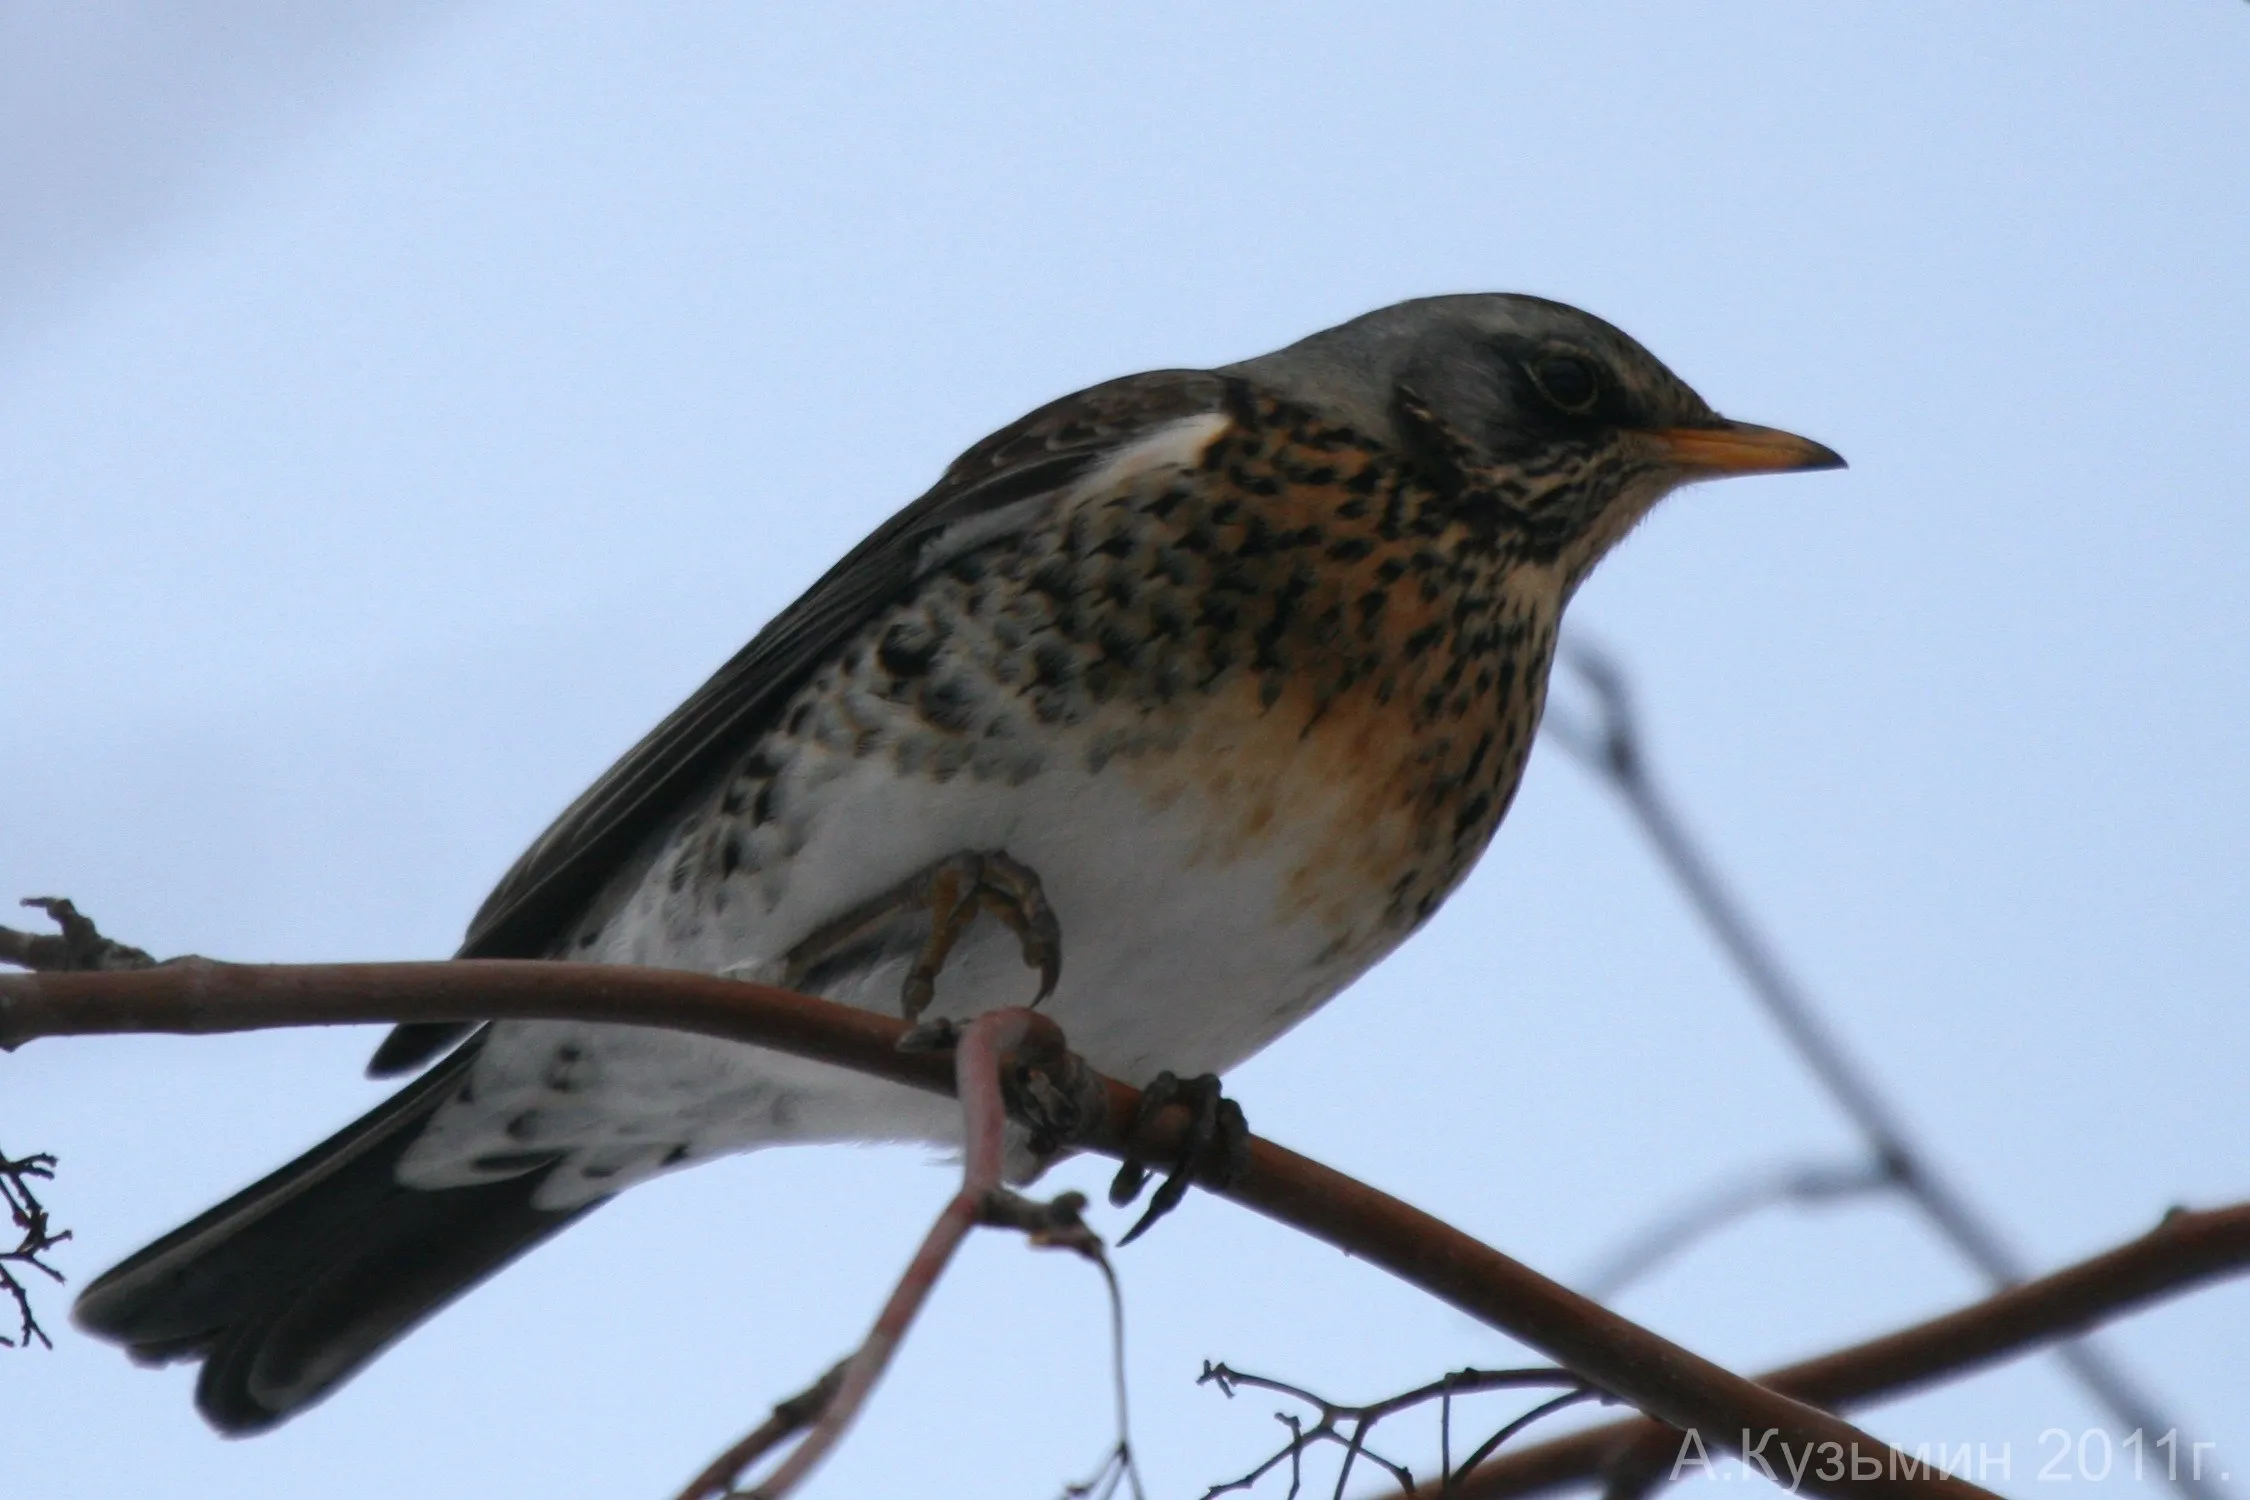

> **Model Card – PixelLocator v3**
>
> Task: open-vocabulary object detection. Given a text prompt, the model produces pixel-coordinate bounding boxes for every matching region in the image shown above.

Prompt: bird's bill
[1641,421,1846,476]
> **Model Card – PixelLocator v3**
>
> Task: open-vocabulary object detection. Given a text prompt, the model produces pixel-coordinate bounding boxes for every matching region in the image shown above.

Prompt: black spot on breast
[1031,638,1079,688]
[1097,620,1142,667]
[1028,557,1076,602]
[1403,622,1445,660]
[922,676,978,734]
[720,835,744,876]
[878,618,941,677]
[1326,536,1375,562]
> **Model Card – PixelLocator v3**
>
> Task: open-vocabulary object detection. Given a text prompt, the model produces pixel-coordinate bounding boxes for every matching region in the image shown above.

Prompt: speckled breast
[685,389,1561,979]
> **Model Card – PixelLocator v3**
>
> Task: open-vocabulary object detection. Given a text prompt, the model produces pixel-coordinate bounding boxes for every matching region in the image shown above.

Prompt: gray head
[1227,293,1842,583]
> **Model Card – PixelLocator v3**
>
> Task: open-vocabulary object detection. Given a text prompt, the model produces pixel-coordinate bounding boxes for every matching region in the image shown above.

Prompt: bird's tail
[73,1037,599,1434]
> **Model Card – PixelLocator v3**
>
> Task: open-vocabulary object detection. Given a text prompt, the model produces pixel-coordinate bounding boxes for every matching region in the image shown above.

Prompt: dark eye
[1528,353,1601,414]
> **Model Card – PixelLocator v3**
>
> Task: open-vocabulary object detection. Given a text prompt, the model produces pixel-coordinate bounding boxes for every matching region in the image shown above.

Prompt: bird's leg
[781,849,1062,1029]
[1108,1071,1251,1244]
[899,853,985,1023]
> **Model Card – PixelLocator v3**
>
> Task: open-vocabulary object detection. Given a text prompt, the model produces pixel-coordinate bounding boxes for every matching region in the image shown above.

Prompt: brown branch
[1402,1200,2250,1500]
[2,958,2001,1500]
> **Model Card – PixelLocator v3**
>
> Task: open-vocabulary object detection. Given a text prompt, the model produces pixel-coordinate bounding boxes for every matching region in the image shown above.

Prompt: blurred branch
[4,936,1998,1500]
[1544,642,2223,1500]
[1577,1156,1893,1302]
[1412,1199,2250,1500]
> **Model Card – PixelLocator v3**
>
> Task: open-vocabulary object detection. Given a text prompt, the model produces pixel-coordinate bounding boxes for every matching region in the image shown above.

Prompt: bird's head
[1227,292,1844,590]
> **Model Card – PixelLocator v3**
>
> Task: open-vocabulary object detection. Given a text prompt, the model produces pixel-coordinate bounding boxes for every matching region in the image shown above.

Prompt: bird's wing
[368,369,1227,1075]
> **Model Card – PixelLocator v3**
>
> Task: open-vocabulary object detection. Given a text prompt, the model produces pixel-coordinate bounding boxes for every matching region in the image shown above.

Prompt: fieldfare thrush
[75,293,1843,1431]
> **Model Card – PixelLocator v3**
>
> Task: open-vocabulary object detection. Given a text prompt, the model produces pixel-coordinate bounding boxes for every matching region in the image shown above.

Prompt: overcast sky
[5,5,2248,1498]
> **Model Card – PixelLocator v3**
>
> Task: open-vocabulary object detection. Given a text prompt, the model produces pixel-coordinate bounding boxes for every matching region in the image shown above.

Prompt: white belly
[398,731,1391,1209]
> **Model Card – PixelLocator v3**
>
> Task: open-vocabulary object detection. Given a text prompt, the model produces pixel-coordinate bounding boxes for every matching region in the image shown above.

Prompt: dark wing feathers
[369,370,1224,1076]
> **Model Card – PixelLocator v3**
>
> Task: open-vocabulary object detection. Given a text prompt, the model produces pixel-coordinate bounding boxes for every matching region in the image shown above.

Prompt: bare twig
[1079,1242,1149,1500]
[1545,642,2220,1500]
[670,1364,848,1500]
[0,897,158,973]
[676,1008,1108,1500]
[1,949,2005,1499]
[1,1147,69,1349]
[1195,1362,1587,1498]
[1410,1199,2250,1499]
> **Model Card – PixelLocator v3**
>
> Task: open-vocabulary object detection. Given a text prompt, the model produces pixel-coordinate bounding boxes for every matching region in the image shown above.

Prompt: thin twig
[676,1008,1105,1500]
[1453,1390,1602,1480]
[1545,641,2223,1500]
[670,1364,847,1500]
[1085,1249,1148,1500]
[1196,1363,1588,1499]
[1,1147,69,1349]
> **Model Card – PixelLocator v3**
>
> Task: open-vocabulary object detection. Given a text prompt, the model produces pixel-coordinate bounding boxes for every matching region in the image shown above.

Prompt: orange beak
[1641,420,1846,476]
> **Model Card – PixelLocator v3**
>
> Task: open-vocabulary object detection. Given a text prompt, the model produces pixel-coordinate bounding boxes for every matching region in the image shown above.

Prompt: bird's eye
[1528,353,1601,414]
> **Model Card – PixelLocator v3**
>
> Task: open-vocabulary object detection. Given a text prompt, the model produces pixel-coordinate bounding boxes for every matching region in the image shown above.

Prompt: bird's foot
[1108,1071,1250,1244]
[783,849,1061,1028]
[897,850,1060,1023]
[899,1010,1098,1159]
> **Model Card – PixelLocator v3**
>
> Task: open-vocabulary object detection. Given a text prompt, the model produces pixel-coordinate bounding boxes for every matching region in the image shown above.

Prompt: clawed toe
[1108,1071,1249,1244]
[783,848,1064,1026]
[973,851,1062,1004]
[900,850,1062,1021]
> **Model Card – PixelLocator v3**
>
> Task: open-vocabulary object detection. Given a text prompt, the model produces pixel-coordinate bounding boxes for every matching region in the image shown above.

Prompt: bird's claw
[1108,1071,1249,1244]
[900,850,1061,1022]
[786,848,1062,1029]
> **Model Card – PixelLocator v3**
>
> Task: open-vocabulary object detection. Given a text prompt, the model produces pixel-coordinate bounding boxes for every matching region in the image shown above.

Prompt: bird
[74,292,1842,1433]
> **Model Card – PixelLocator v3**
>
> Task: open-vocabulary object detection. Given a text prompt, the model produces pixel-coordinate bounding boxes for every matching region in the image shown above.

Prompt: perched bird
[75,293,1841,1431]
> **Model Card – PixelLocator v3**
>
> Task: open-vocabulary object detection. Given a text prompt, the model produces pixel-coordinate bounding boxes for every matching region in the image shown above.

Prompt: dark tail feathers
[73,1039,598,1433]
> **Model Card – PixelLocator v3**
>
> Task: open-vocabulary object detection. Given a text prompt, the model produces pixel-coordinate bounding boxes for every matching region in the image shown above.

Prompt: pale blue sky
[5,5,2247,1497]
